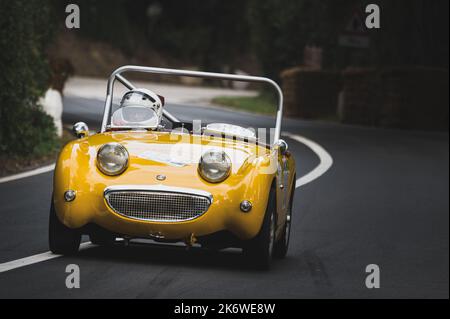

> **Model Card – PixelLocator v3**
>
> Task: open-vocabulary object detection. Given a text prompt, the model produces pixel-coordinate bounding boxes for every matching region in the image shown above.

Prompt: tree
[247,0,449,78]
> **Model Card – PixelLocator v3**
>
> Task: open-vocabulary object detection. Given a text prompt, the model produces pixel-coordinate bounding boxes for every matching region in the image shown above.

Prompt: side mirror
[275,139,289,155]
[73,122,89,138]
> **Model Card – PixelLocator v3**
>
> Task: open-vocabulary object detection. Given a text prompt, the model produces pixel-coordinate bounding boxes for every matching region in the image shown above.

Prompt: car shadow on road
[74,241,263,273]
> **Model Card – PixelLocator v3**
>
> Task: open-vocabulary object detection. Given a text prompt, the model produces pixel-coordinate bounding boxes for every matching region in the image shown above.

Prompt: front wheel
[242,188,276,270]
[48,199,81,255]
[273,184,295,259]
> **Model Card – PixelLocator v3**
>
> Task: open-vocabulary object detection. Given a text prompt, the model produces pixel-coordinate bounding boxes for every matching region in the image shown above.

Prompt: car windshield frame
[101,66,284,145]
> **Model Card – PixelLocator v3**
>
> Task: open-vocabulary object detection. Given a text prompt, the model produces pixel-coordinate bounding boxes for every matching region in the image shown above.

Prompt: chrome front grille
[104,187,212,222]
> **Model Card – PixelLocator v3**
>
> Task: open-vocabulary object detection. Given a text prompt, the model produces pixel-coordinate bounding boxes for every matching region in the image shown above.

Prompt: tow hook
[149,231,165,240]
[122,237,131,247]
[184,233,197,249]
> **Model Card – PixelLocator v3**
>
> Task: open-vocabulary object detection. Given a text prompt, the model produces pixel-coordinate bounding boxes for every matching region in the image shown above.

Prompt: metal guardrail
[101,65,284,144]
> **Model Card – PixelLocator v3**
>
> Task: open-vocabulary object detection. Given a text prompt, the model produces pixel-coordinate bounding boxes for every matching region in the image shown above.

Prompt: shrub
[0,0,58,157]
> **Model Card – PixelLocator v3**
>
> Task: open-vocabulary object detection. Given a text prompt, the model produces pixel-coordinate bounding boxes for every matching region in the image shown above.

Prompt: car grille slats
[105,191,211,222]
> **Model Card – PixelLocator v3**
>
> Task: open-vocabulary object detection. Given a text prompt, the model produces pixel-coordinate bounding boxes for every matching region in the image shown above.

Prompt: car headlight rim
[96,142,129,176]
[198,150,232,183]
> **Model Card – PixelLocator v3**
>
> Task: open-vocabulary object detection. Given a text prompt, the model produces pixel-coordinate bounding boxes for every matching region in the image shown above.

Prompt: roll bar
[101,65,284,143]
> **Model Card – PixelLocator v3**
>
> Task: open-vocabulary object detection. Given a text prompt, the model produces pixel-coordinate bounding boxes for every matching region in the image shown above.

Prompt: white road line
[0,243,93,273]
[0,132,332,273]
[0,164,55,184]
[282,132,333,188]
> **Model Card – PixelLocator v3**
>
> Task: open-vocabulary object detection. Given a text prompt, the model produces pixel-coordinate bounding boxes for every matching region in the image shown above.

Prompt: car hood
[84,131,270,175]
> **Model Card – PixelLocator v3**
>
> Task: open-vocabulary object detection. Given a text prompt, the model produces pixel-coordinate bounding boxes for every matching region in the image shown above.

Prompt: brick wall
[281,66,449,131]
[281,67,341,119]
[340,67,449,130]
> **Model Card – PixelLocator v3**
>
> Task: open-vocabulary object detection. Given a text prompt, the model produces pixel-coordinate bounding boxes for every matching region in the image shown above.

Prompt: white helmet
[112,88,164,130]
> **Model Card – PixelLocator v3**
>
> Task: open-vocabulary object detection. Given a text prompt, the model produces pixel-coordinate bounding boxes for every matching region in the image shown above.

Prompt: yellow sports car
[49,66,296,269]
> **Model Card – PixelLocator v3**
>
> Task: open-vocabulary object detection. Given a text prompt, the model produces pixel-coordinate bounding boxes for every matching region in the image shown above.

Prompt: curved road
[0,96,448,298]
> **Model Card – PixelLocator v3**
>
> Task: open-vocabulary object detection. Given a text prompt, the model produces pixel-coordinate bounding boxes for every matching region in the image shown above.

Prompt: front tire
[48,199,81,255]
[273,184,295,259]
[243,188,276,270]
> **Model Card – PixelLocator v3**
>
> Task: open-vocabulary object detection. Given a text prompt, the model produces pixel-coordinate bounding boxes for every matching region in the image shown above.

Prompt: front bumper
[54,183,269,241]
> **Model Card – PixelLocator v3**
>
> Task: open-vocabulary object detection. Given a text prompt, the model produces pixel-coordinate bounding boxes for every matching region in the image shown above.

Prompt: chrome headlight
[198,150,231,183]
[97,143,129,176]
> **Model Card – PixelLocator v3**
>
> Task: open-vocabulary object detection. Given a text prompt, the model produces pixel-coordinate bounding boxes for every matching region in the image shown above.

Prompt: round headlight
[198,150,231,183]
[97,143,129,176]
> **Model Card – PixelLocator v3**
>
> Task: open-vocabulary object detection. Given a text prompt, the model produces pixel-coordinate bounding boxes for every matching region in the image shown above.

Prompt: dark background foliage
[52,0,449,78]
[248,0,449,78]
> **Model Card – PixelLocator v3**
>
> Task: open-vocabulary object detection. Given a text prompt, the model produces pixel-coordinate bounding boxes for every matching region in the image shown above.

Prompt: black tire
[243,188,277,270]
[48,199,81,255]
[273,184,295,259]
[89,228,116,246]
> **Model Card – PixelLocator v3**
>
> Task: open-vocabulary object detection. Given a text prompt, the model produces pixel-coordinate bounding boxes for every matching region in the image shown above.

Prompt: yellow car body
[53,130,296,243]
[49,66,296,268]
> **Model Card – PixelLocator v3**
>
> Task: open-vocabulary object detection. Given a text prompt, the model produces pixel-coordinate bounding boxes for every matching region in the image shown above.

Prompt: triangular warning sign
[345,11,366,34]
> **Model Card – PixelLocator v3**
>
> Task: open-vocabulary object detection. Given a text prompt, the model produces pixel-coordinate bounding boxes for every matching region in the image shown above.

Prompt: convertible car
[49,66,296,269]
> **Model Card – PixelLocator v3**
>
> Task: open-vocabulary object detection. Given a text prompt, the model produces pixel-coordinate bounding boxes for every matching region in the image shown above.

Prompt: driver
[112,88,164,130]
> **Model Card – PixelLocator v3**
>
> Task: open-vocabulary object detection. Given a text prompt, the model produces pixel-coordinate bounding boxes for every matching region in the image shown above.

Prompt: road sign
[338,10,370,48]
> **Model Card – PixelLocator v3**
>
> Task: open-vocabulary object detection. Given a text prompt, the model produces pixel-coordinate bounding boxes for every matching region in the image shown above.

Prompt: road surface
[0,96,448,298]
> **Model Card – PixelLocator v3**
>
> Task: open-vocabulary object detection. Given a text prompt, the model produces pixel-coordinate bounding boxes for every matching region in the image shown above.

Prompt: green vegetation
[54,0,251,71]
[57,0,448,79]
[248,0,449,79]
[212,93,277,115]
[0,0,58,158]
[0,128,75,177]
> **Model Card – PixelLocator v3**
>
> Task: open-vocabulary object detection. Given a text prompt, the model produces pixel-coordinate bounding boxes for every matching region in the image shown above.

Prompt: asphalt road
[0,96,448,298]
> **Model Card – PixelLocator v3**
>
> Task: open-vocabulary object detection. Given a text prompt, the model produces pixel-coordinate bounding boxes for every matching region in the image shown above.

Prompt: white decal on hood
[138,151,188,167]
